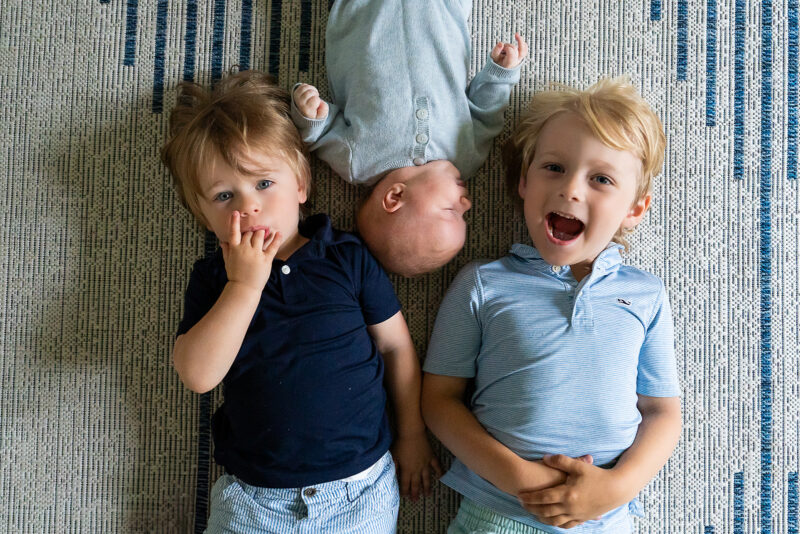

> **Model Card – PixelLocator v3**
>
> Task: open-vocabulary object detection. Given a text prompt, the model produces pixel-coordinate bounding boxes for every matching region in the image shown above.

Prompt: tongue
[551,214,583,240]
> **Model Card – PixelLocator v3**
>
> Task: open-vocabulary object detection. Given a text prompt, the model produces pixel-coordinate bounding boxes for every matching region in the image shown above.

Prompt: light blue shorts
[447,498,549,534]
[205,451,399,534]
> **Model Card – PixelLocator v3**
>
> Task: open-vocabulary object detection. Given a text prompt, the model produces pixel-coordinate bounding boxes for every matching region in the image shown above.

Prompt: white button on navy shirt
[281,265,291,275]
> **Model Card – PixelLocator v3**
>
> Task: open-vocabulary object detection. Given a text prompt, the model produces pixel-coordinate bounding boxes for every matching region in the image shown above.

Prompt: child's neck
[276,231,310,261]
[570,261,593,283]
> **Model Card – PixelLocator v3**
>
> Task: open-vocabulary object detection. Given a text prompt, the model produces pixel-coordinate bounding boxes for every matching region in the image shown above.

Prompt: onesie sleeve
[289,84,356,183]
[636,281,681,397]
[423,262,484,378]
[290,84,341,145]
[355,243,402,326]
[175,254,225,337]
[462,56,523,177]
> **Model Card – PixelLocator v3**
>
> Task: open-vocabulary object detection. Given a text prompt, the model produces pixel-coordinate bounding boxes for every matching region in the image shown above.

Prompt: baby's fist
[491,33,528,69]
[293,84,329,120]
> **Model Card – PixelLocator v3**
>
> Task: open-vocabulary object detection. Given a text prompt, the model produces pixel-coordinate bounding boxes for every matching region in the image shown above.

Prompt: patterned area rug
[1,0,798,532]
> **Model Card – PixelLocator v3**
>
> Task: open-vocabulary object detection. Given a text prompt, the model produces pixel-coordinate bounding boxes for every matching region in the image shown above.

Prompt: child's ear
[517,173,528,199]
[622,193,652,229]
[382,183,406,213]
[297,182,308,204]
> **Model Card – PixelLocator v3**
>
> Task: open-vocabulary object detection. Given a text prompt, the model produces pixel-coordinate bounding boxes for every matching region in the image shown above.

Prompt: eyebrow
[536,152,623,172]
[239,165,279,176]
[201,181,225,196]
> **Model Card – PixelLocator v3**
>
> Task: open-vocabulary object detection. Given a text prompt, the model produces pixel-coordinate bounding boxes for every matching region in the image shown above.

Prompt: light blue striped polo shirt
[423,242,680,533]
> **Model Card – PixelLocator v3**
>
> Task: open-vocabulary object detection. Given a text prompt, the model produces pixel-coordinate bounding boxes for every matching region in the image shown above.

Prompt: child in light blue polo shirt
[421,78,681,534]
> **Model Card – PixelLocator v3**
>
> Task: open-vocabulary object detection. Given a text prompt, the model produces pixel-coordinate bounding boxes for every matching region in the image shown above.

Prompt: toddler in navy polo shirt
[422,78,682,533]
[161,70,441,534]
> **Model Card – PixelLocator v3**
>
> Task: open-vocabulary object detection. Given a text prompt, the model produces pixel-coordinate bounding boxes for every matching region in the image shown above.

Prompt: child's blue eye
[545,164,563,173]
[214,191,233,202]
[256,180,273,190]
[594,175,613,185]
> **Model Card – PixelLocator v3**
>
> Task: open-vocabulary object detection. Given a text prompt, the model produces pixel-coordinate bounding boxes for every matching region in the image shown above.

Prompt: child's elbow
[178,371,218,394]
[172,342,220,394]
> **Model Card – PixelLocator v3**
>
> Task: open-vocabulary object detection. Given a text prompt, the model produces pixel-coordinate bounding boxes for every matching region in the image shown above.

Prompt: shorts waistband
[456,498,549,534]
[231,450,393,501]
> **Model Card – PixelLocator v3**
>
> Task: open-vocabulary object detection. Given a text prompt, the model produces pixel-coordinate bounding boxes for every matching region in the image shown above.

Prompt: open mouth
[546,212,584,243]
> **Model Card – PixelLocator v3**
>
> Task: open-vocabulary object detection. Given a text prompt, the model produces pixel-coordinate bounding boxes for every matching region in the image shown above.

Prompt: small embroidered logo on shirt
[617,298,631,306]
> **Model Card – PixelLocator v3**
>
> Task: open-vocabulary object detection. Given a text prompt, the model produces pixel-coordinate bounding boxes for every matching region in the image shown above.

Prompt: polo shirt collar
[509,241,624,277]
[289,213,360,263]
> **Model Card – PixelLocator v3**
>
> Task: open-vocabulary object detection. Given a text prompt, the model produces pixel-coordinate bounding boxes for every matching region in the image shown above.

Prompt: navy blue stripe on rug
[239,0,253,70]
[734,472,744,533]
[789,0,798,180]
[734,0,746,180]
[152,0,168,113]
[299,0,312,72]
[100,0,109,4]
[677,0,688,81]
[183,0,197,81]
[269,0,283,76]
[789,472,799,534]
[705,527,714,534]
[124,0,138,66]
[706,0,717,126]
[651,0,661,21]
[759,1,773,532]
[212,0,226,83]
[194,230,219,534]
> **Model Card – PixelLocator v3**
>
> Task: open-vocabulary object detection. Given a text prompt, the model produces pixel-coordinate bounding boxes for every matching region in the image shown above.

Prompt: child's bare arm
[518,395,681,528]
[368,312,442,501]
[422,373,581,495]
[173,211,282,393]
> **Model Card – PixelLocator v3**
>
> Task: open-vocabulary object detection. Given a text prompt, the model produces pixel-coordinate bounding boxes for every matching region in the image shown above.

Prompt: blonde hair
[161,70,311,226]
[503,77,665,247]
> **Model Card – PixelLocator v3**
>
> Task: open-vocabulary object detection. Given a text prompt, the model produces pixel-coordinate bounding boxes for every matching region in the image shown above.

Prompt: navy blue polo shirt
[176,214,401,488]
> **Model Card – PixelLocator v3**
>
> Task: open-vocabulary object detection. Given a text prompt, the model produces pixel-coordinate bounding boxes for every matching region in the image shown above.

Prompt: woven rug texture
[1,0,799,532]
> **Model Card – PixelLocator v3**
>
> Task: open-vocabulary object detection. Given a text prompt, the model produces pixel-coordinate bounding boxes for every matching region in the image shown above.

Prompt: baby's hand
[220,211,282,293]
[293,84,329,119]
[390,431,443,501]
[517,454,616,529]
[491,33,528,69]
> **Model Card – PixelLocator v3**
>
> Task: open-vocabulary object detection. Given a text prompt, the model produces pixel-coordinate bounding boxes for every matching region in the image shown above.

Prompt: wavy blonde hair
[503,77,665,248]
[161,70,311,227]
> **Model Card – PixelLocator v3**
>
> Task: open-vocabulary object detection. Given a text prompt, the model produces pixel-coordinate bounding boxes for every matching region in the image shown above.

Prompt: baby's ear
[382,183,406,213]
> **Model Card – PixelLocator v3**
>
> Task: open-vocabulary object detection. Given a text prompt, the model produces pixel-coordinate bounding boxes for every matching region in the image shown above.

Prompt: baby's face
[195,149,307,257]
[405,160,472,255]
[519,112,650,273]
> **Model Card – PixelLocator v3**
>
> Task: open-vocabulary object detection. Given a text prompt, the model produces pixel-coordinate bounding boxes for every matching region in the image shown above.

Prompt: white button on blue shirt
[415,133,428,144]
